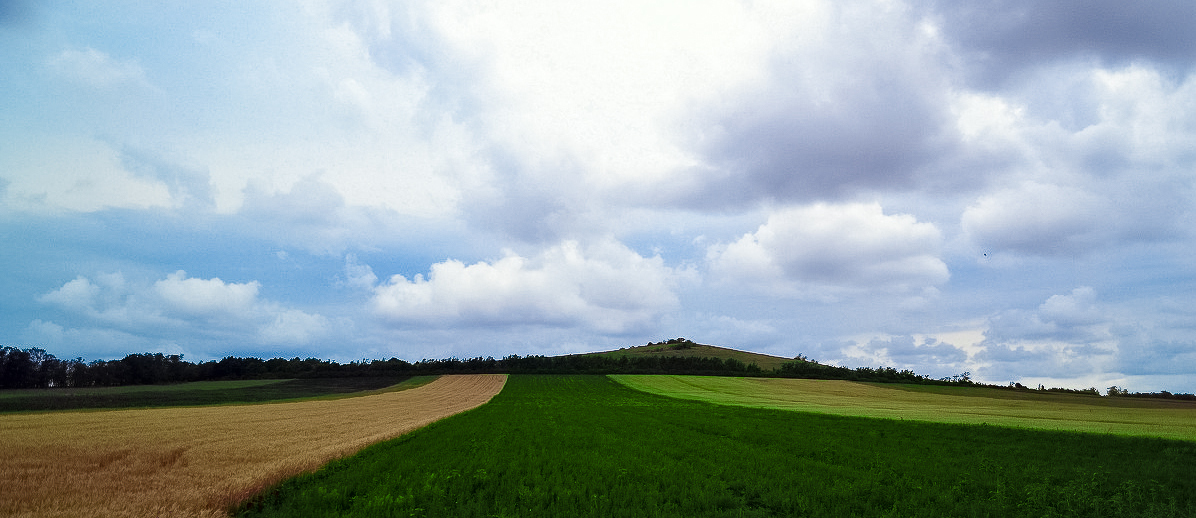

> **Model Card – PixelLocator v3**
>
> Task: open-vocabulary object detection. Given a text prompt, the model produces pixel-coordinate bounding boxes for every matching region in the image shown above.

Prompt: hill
[583,339,792,371]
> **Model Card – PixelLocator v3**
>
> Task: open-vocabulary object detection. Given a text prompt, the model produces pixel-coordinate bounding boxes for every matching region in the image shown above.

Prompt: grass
[0,377,423,413]
[610,375,1196,442]
[0,374,506,518]
[237,375,1196,517]
[586,342,791,370]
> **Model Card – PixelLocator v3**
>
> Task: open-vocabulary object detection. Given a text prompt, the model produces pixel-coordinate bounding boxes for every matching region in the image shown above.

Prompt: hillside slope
[584,340,791,371]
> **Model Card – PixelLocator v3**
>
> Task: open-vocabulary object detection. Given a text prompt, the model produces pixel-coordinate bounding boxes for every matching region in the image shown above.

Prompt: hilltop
[582,338,792,371]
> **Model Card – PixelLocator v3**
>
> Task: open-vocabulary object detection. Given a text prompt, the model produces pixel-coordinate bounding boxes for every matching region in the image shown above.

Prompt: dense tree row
[0,346,764,388]
[406,353,764,376]
[776,357,964,385]
[0,347,357,388]
[1107,385,1196,401]
[0,345,976,389]
[4,345,1195,400]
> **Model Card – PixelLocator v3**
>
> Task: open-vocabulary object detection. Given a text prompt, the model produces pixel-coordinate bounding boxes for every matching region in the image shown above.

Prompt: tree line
[0,345,983,389]
[0,346,356,389]
[3,345,1194,400]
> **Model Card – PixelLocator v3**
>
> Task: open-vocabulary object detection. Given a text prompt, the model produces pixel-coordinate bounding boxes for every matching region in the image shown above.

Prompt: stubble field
[0,374,506,518]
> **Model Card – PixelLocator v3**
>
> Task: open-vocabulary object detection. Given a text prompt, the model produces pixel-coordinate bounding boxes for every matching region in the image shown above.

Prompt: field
[238,375,1196,517]
[0,377,416,412]
[0,374,506,518]
[611,375,1196,442]
[588,342,791,371]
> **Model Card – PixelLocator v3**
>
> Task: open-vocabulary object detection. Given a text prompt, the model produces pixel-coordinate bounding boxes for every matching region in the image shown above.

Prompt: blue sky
[3,0,1196,393]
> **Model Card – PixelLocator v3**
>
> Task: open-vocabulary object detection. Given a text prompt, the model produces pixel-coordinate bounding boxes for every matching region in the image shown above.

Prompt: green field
[0,376,427,412]
[238,375,1195,517]
[611,375,1196,442]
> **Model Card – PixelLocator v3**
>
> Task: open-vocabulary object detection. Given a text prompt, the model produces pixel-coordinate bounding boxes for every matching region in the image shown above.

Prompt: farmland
[0,377,420,412]
[611,375,1196,442]
[0,374,506,518]
[239,375,1196,517]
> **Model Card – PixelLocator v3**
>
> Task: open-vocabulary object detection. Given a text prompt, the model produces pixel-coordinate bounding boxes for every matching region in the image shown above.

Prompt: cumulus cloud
[683,1,958,207]
[36,272,153,326]
[959,65,1196,258]
[846,335,969,377]
[370,239,686,334]
[984,287,1109,344]
[974,287,1118,381]
[257,309,332,345]
[153,271,259,317]
[343,254,379,290]
[21,319,156,359]
[37,276,101,312]
[925,0,1196,86]
[708,203,948,295]
[962,182,1109,256]
[37,271,328,346]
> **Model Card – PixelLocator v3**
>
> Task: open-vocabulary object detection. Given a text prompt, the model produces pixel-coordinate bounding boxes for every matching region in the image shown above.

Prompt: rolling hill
[582,339,792,371]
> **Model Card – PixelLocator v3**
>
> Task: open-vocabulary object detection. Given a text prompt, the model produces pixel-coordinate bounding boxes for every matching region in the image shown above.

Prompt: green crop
[239,375,1196,517]
[611,375,1196,441]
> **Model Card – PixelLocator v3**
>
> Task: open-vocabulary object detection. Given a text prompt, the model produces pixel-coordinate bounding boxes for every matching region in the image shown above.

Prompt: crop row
[239,375,1196,517]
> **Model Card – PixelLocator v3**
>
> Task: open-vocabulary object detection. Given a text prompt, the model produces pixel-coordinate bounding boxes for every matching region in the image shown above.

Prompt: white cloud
[343,254,378,290]
[973,287,1120,383]
[682,0,959,206]
[984,287,1110,344]
[257,308,331,345]
[962,182,1109,256]
[845,335,970,377]
[709,203,948,295]
[371,239,686,334]
[21,319,157,359]
[36,276,100,311]
[154,271,259,316]
[958,65,1196,258]
[36,271,328,346]
[422,0,783,185]
[46,47,148,88]
[1038,286,1103,327]
[0,136,174,213]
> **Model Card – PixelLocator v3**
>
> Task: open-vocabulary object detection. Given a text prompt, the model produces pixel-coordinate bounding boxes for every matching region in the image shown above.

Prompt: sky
[3,0,1196,393]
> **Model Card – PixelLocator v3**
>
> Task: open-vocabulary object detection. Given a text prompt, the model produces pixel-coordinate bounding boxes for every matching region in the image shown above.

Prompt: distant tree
[1,347,35,389]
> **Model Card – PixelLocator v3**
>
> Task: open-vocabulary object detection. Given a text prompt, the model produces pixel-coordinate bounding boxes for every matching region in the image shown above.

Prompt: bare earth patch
[0,374,507,518]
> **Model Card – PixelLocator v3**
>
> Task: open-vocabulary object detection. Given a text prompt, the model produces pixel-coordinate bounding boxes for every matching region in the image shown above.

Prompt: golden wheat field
[0,374,507,518]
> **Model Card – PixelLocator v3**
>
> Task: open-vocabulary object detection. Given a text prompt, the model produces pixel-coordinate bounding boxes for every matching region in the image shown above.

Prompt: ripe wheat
[0,374,507,518]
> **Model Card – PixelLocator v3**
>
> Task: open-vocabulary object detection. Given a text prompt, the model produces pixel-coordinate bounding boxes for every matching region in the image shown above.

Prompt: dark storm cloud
[924,0,1196,86]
